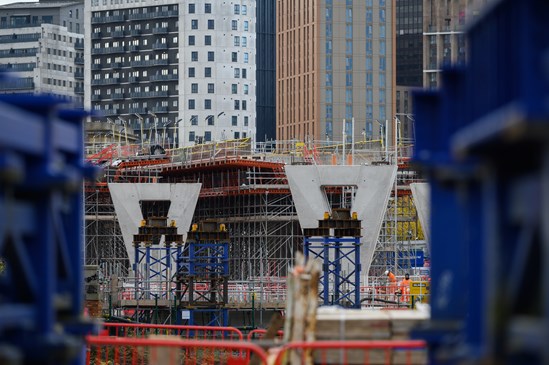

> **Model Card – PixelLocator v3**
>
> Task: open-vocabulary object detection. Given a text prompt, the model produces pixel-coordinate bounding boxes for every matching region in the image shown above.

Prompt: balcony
[91,64,102,70]
[128,107,148,114]
[91,32,102,39]
[75,57,84,65]
[111,30,125,38]
[128,13,153,21]
[128,45,139,52]
[150,106,168,113]
[153,10,179,18]
[91,94,101,101]
[0,49,37,58]
[2,63,35,72]
[152,27,169,34]
[130,59,169,68]
[110,62,122,69]
[103,109,120,116]
[128,76,139,83]
[74,86,84,94]
[150,74,178,82]
[0,33,40,44]
[112,93,124,100]
[92,47,125,55]
[74,40,84,49]
[152,43,168,50]
[0,77,33,90]
[91,78,120,86]
[128,91,168,99]
[74,71,84,79]
[92,15,125,24]
[130,29,141,36]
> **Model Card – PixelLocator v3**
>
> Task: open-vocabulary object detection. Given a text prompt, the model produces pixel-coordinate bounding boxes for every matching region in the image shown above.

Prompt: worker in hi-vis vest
[399,273,411,303]
[384,269,397,295]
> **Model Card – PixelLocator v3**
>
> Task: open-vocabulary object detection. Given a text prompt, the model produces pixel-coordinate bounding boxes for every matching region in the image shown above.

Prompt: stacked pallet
[315,307,429,364]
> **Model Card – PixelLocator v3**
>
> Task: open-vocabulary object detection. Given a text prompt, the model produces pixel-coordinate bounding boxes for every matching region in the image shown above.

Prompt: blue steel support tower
[303,208,361,308]
[0,92,96,364]
[177,220,229,326]
[412,0,549,363]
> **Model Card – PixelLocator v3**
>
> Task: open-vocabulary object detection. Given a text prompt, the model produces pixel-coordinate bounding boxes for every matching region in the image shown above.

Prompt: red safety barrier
[102,323,243,341]
[86,335,268,365]
[272,340,428,365]
[246,329,284,341]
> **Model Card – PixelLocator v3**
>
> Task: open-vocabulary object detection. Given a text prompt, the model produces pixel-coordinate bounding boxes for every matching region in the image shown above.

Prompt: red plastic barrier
[272,340,428,365]
[86,335,268,365]
[102,323,243,341]
[246,329,284,341]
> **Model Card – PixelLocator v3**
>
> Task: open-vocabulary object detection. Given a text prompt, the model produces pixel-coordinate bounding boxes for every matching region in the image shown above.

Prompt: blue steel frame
[412,1,549,363]
[0,93,96,364]
[304,236,361,308]
[134,245,181,299]
[177,240,229,325]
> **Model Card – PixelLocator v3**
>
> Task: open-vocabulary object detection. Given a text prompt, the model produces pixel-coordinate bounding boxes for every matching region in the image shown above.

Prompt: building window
[244,116,248,126]
[242,100,247,110]
[191,51,198,61]
[244,53,249,63]
[234,68,240,78]
[207,19,214,29]
[188,131,196,143]
[188,35,195,45]
[188,67,195,77]
[205,35,211,45]
[205,99,212,109]
[244,21,249,31]
[232,52,238,62]
[204,131,211,141]
[234,4,240,14]
[234,131,240,139]
[205,3,211,13]
[205,67,211,77]
[188,99,195,109]
[189,4,195,13]
[191,115,198,125]
[231,84,237,94]
[208,51,215,61]
[191,19,198,29]
[207,83,214,93]
[242,37,247,47]
[234,100,240,110]
[241,5,247,15]
[232,116,237,126]
[191,83,198,93]
[232,20,238,30]
[234,36,240,46]
[243,84,249,94]
[242,69,247,79]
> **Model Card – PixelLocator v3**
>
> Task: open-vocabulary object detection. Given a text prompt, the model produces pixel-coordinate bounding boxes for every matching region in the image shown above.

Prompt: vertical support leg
[334,240,341,303]
[354,237,361,308]
[323,237,330,305]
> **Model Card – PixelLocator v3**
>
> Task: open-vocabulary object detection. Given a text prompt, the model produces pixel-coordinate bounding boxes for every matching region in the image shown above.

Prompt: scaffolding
[84,139,425,315]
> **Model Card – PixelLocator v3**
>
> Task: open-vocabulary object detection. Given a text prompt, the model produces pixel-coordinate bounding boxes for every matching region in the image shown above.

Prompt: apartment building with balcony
[85,0,257,148]
[0,1,84,103]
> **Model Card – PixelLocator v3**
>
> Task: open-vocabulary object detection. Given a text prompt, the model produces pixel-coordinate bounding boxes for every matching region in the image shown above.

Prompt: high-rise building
[396,0,423,87]
[0,1,84,103]
[85,0,257,148]
[422,0,487,88]
[276,0,394,144]
[255,0,276,142]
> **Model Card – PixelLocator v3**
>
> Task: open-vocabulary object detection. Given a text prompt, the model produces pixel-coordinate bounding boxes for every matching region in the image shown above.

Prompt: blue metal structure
[0,92,96,364]
[412,0,549,363]
[303,209,361,308]
[176,221,230,326]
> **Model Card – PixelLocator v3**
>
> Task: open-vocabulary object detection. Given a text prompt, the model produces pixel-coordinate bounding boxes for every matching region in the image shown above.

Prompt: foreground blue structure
[413,0,549,363]
[0,93,95,364]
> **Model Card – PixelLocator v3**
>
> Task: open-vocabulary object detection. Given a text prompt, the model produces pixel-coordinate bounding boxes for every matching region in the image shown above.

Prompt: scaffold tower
[176,220,230,326]
[303,209,362,308]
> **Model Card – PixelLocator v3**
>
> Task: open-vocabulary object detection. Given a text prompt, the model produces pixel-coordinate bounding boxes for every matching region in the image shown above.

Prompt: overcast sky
[0,0,37,6]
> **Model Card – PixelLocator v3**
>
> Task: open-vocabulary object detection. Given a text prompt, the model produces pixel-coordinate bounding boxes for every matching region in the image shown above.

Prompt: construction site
[83,136,428,327]
[1,1,548,364]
